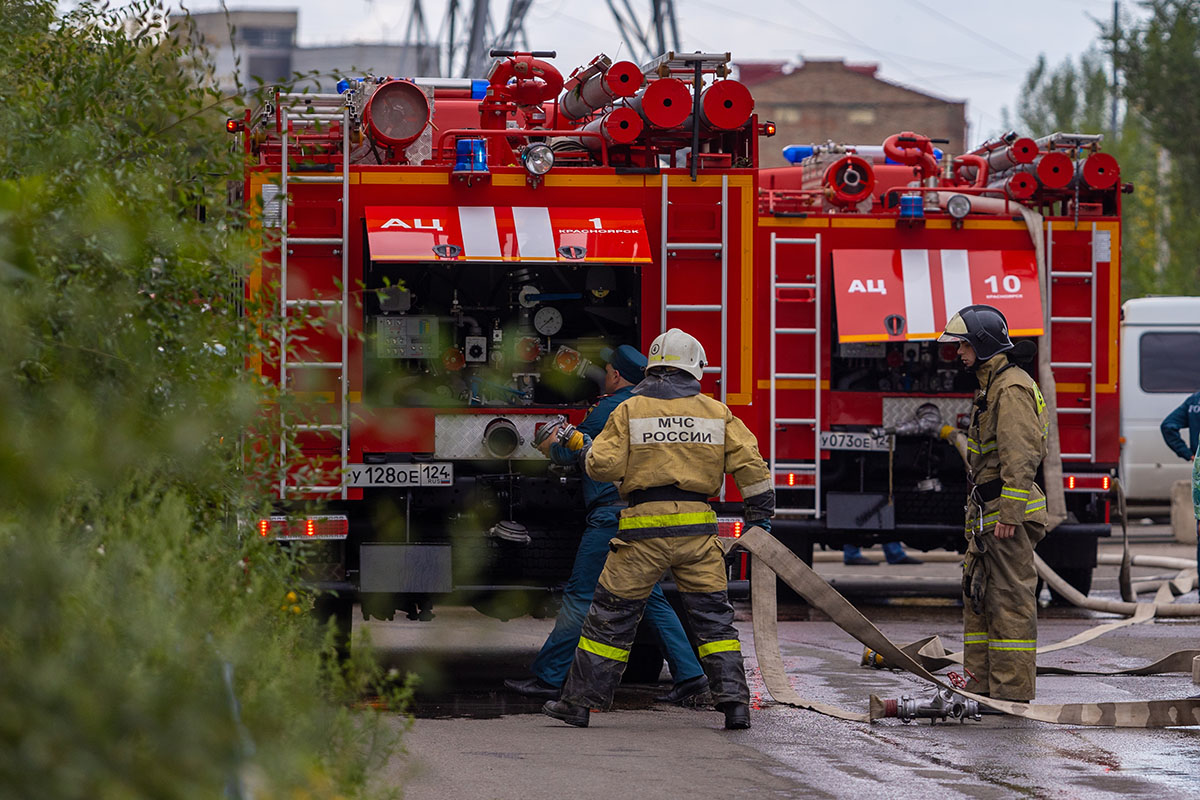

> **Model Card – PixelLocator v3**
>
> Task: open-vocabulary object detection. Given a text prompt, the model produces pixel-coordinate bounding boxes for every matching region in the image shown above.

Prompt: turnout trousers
[560,533,749,710]
[962,518,1046,702]
[530,507,704,688]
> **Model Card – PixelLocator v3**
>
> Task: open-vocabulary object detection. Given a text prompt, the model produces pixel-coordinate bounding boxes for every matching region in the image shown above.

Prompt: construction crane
[605,0,679,66]
[405,0,680,78]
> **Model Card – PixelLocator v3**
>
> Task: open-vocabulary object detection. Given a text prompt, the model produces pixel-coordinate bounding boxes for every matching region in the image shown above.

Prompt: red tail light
[716,517,744,538]
[1101,475,1111,491]
[788,473,796,486]
[257,515,349,540]
[1067,475,1076,490]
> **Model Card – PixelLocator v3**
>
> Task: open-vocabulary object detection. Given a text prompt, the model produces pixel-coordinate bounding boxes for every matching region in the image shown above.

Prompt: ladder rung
[775,372,816,380]
[285,361,344,369]
[285,237,343,245]
[285,485,343,494]
[292,423,345,432]
[774,508,820,517]
[775,462,817,470]
[1050,270,1093,279]
[776,418,816,425]
[286,299,344,307]
[288,175,344,183]
[666,304,722,312]
[287,112,344,121]
[776,282,815,289]
[1057,408,1093,415]
[774,237,819,245]
[701,366,723,373]
[1051,316,1091,323]
[776,328,816,335]
[1060,453,1094,460]
[666,242,723,251]
[279,92,347,102]
[1051,361,1092,369]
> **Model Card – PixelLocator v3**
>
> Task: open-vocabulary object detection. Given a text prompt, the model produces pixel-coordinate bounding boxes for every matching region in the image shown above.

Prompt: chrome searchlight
[522,143,555,177]
[946,193,972,220]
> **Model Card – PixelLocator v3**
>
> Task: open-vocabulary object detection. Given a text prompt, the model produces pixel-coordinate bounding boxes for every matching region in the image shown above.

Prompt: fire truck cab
[235,50,1120,628]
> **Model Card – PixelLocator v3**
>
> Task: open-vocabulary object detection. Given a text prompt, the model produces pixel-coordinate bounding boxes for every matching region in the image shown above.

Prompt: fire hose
[732,525,1200,727]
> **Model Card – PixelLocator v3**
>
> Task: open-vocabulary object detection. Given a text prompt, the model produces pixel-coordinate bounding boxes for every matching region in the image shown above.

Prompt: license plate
[819,431,888,452]
[345,463,454,488]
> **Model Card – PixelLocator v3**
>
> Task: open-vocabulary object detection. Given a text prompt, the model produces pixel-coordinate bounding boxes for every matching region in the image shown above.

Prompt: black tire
[622,640,665,684]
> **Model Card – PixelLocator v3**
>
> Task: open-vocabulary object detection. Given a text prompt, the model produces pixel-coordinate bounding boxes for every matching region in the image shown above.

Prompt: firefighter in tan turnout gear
[541,328,774,730]
[939,304,1049,702]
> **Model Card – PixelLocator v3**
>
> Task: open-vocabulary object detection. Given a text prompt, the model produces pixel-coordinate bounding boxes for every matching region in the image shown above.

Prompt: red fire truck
[234,49,1119,632]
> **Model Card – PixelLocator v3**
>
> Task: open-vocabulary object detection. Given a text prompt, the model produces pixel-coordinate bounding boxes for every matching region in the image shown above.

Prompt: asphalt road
[368,529,1200,800]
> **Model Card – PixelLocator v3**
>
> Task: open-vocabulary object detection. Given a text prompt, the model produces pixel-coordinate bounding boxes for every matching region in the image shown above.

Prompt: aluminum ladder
[769,231,822,518]
[1046,221,1099,462]
[659,174,730,403]
[278,92,351,499]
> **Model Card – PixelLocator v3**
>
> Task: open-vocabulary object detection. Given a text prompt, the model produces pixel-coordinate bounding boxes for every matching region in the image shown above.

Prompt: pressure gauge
[534,306,563,336]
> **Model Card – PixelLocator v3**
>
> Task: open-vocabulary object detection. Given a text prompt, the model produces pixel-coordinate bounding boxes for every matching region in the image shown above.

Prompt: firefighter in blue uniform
[504,345,707,704]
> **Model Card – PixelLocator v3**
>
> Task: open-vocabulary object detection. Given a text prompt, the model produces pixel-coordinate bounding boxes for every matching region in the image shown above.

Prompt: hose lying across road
[733,525,1200,728]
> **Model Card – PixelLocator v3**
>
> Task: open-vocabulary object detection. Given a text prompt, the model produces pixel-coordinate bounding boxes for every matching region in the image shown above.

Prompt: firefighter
[939,304,1049,702]
[503,344,707,704]
[540,328,774,730]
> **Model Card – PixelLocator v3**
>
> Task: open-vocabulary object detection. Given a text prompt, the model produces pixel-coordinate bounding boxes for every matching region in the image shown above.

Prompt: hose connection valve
[533,414,586,452]
[871,688,982,724]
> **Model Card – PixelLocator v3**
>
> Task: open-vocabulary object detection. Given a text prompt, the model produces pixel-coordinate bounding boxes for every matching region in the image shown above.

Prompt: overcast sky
[181,0,1128,145]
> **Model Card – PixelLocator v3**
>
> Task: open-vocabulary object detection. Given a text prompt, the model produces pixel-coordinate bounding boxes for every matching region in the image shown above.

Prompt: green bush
[0,2,407,797]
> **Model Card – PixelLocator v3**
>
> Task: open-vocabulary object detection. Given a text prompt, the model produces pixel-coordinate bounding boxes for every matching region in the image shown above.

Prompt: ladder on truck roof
[660,175,728,498]
[769,232,822,518]
[1046,221,1099,462]
[278,92,351,499]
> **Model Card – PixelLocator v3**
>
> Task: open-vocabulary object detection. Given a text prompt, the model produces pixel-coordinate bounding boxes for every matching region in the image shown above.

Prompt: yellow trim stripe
[697,639,742,658]
[618,511,717,530]
[578,636,630,663]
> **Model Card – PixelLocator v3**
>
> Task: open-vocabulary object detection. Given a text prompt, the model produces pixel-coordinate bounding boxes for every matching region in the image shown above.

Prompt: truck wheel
[622,640,665,684]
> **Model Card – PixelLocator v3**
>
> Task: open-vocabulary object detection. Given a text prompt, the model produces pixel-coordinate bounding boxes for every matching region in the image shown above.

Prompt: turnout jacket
[585,375,774,539]
[967,354,1050,530]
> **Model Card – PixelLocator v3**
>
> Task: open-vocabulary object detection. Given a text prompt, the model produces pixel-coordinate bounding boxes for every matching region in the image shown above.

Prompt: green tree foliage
[1003,41,1179,298]
[0,2,407,797]
[1120,0,1200,294]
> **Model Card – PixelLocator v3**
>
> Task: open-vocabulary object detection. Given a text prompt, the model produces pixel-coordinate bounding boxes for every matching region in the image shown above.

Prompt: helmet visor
[938,312,969,344]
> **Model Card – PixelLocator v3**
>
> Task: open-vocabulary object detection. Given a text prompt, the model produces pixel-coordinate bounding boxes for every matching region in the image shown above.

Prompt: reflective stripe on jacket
[967,354,1049,528]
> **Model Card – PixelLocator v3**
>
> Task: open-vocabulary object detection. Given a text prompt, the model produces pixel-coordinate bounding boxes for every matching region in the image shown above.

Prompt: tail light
[1062,474,1113,493]
[716,517,744,538]
[256,515,349,540]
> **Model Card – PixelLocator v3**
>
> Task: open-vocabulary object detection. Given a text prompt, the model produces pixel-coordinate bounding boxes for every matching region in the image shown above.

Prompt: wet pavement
[369,528,1200,799]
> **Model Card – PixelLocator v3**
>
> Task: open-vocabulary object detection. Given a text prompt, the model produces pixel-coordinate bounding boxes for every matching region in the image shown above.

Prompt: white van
[1119,296,1200,503]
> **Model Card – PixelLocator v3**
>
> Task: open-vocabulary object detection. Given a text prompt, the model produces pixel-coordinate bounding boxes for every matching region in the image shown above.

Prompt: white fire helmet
[646,328,707,380]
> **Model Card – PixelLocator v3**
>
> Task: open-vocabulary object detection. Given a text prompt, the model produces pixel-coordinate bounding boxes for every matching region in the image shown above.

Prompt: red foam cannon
[1035,151,1073,189]
[364,80,430,149]
[991,172,1036,200]
[1078,152,1119,190]
[579,106,644,147]
[689,79,754,131]
[628,78,692,129]
[824,155,876,208]
[560,60,644,120]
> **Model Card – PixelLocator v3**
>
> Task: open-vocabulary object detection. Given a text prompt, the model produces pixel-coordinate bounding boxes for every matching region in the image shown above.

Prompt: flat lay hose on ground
[735,526,1200,727]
